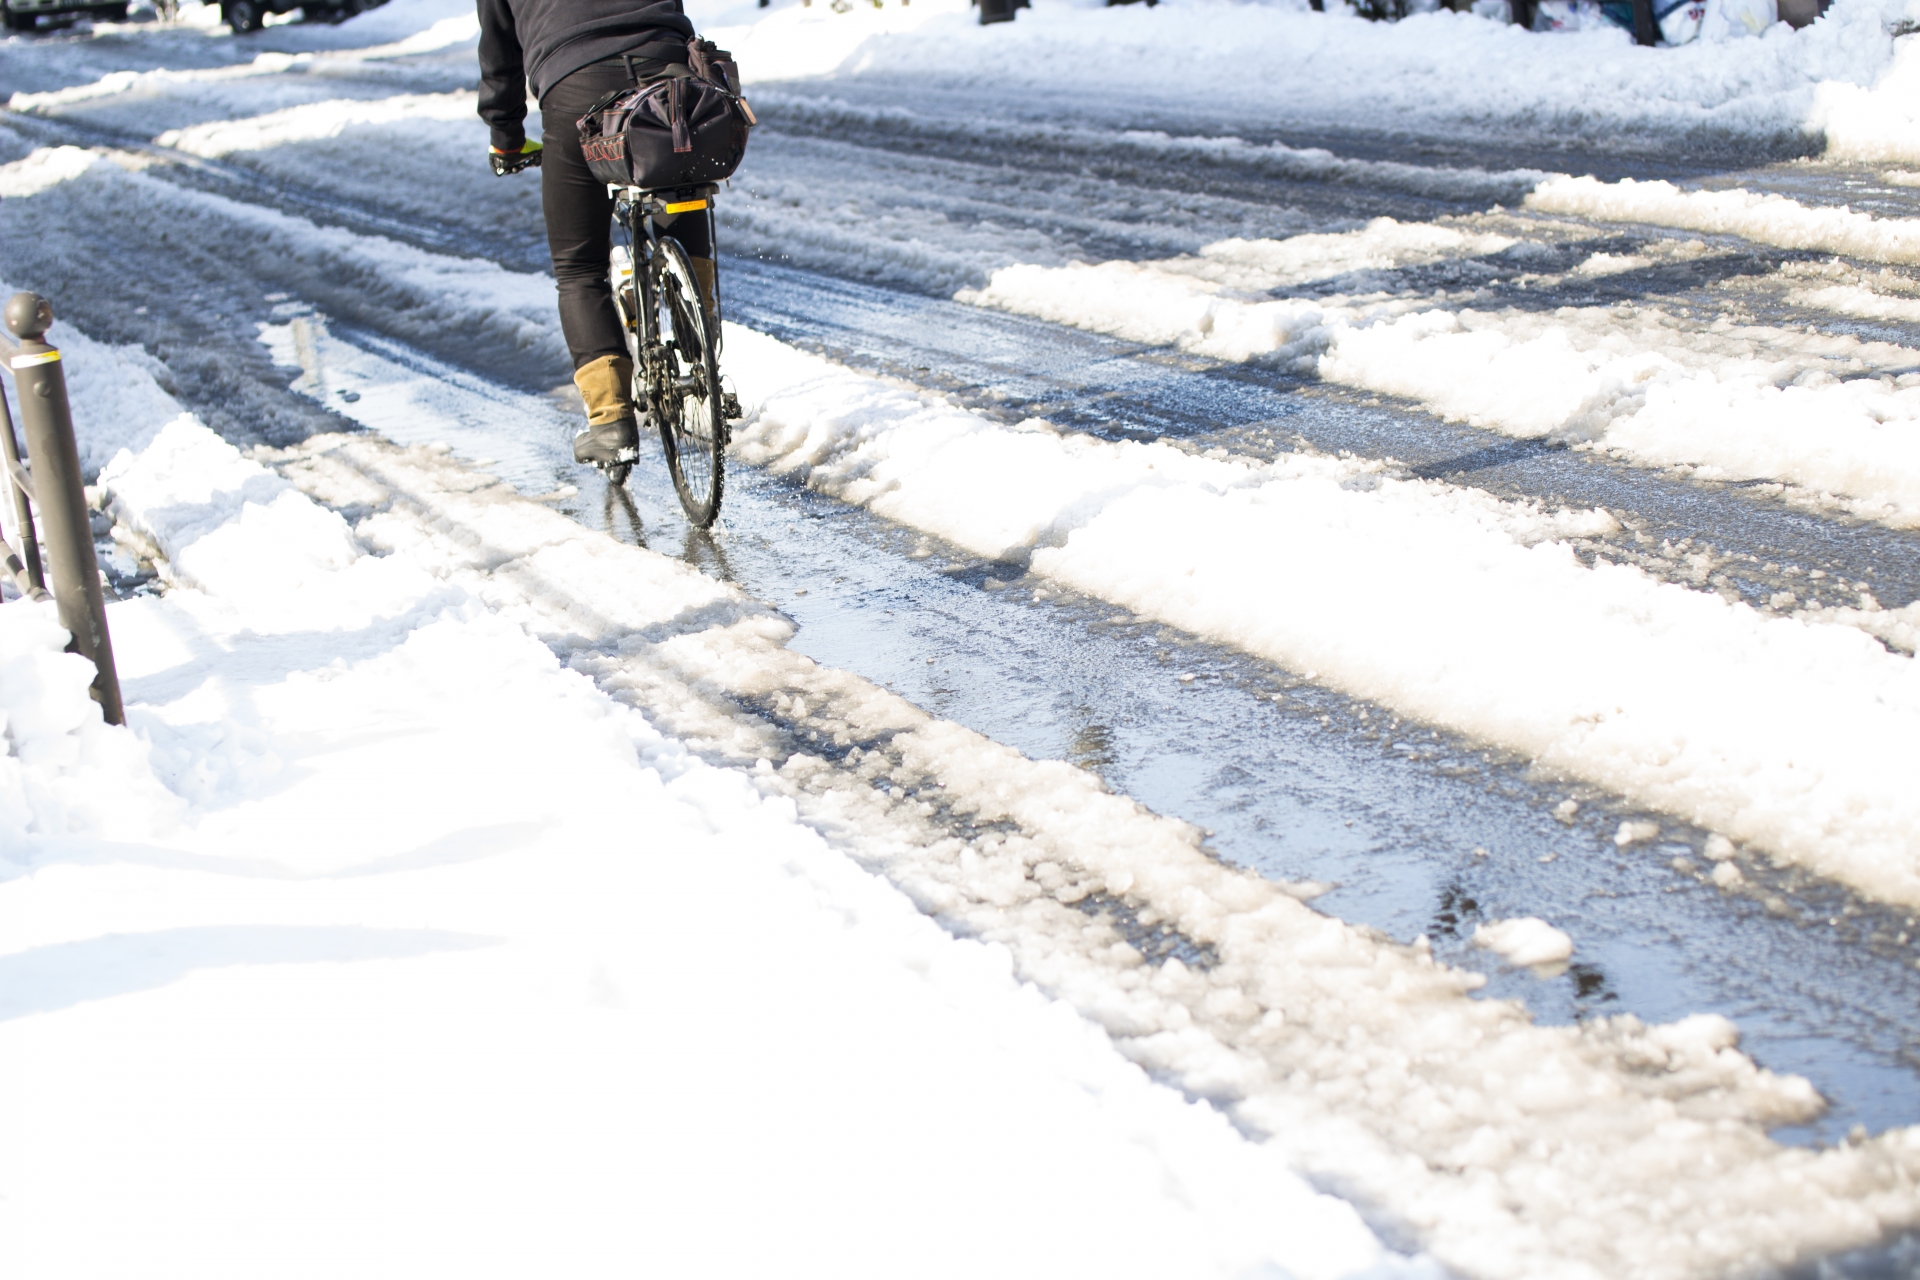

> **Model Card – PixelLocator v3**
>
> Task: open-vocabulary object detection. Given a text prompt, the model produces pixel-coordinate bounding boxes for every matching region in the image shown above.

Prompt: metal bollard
[3,293,124,727]
[0,381,46,599]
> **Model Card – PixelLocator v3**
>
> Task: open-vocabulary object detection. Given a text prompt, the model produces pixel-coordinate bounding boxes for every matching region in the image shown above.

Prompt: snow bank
[961,257,1348,362]
[949,221,1513,352]
[102,416,368,607]
[1813,28,1920,162]
[1184,221,1518,289]
[0,602,180,844]
[1321,304,1920,526]
[0,144,97,197]
[7,54,319,114]
[154,91,475,157]
[704,0,1914,154]
[963,252,1920,526]
[1527,173,1920,262]
[1796,277,1920,322]
[2,290,1419,1280]
[724,325,1920,910]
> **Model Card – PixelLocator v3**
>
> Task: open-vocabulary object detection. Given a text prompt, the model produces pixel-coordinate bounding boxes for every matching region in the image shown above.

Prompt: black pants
[540,62,715,371]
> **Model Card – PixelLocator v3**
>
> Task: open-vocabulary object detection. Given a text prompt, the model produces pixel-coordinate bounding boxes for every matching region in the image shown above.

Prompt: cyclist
[477,0,719,467]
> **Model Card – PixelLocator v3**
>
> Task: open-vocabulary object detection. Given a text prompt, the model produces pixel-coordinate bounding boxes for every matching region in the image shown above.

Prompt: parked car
[221,0,385,33]
[0,0,383,30]
[2,0,128,30]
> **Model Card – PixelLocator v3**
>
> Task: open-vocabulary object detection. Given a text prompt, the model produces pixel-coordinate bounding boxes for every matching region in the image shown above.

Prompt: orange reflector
[662,199,708,214]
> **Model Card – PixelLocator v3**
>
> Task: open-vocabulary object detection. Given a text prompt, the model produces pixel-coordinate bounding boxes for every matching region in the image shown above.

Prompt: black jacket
[477,0,694,150]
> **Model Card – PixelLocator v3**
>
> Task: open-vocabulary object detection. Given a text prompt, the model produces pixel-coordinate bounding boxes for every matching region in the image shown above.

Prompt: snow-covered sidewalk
[0,334,1411,1279]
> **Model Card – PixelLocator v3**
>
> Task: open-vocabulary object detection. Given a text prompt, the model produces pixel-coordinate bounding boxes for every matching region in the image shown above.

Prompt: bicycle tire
[647,236,725,527]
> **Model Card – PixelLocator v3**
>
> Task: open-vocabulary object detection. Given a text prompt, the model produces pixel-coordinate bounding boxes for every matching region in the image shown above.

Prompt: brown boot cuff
[573,353,635,426]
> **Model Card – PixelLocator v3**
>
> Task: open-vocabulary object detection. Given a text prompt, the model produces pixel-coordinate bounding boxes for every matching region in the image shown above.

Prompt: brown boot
[572,353,638,465]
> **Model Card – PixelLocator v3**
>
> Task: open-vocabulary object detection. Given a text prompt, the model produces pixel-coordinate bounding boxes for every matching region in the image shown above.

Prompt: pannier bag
[578,38,756,191]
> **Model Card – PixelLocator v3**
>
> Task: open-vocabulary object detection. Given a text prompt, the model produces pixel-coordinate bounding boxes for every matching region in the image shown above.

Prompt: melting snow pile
[0,326,1415,1280]
[962,219,1920,528]
[1472,916,1577,967]
[1526,173,1920,261]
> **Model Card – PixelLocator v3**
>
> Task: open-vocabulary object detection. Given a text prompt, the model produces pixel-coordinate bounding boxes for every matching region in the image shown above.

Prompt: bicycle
[605,181,740,529]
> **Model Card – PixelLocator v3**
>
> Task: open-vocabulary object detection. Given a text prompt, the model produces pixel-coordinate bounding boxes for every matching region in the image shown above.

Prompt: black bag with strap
[577,38,755,191]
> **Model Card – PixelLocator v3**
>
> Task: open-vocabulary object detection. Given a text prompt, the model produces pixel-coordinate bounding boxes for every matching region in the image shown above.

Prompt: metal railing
[0,291,125,727]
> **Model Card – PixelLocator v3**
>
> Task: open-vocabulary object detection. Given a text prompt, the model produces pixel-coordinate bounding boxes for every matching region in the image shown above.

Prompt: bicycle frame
[610,182,721,353]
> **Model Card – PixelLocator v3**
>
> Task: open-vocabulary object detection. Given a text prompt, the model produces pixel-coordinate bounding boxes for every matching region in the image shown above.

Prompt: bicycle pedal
[592,447,639,475]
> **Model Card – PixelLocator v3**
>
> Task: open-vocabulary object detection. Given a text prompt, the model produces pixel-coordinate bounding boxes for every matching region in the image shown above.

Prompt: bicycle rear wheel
[647,237,725,527]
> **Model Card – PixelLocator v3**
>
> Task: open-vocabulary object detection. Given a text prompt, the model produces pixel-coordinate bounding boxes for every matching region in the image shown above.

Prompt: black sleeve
[476,0,528,152]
